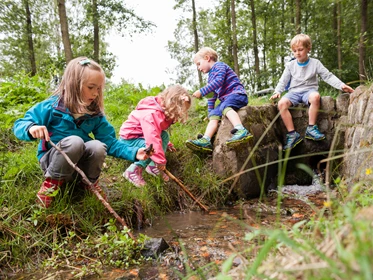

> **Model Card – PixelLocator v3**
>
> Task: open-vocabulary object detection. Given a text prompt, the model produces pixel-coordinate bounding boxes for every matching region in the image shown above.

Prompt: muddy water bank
[5,185,327,280]
[116,185,328,279]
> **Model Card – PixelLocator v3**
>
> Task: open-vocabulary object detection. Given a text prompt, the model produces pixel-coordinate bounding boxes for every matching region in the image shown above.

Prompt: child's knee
[222,107,233,116]
[278,98,290,110]
[61,135,85,155]
[308,92,321,104]
[86,140,107,158]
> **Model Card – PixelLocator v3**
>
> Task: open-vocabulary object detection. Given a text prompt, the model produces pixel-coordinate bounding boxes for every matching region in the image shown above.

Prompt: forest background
[0,0,371,92]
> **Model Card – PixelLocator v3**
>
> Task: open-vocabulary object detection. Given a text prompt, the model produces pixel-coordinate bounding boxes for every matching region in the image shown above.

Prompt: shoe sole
[283,137,303,151]
[305,135,326,141]
[226,134,253,146]
[185,141,213,154]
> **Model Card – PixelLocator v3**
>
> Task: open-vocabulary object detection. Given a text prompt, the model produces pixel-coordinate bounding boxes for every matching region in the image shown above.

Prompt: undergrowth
[0,77,230,277]
[1,74,372,279]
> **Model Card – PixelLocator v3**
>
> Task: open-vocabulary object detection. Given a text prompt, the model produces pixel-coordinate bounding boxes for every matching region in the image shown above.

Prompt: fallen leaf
[292,213,304,218]
[129,269,139,276]
[200,246,208,251]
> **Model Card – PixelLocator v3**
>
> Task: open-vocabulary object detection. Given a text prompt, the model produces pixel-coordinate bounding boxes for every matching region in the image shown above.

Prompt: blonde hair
[194,47,218,63]
[54,57,105,114]
[290,34,312,50]
[158,84,191,123]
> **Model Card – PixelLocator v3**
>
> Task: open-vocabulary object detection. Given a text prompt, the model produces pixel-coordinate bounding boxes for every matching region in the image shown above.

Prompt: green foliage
[0,78,229,276]
[104,82,164,128]
[0,73,49,129]
[170,0,372,92]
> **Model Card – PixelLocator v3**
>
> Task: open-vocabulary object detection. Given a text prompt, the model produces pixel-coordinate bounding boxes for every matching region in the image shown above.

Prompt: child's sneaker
[145,165,170,182]
[283,131,303,151]
[186,137,213,153]
[305,125,325,141]
[123,165,146,187]
[36,178,63,208]
[226,128,253,146]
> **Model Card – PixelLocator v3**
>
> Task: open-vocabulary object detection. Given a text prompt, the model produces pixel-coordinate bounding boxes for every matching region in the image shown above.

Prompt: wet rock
[140,238,170,258]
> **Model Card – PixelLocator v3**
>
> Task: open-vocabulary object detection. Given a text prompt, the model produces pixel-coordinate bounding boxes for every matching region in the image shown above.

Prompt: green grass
[0,80,229,276]
[1,77,373,279]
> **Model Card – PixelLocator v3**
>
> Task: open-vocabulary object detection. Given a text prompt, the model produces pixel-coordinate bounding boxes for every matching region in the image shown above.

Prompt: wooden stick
[48,140,136,241]
[164,169,209,212]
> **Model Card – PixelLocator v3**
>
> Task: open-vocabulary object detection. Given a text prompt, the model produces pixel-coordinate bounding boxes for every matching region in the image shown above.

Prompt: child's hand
[156,164,166,171]
[29,125,50,141]
[270,93,281,100]
[192,90,202,98]
[342,84,354,93]
[144,144,154,156]
[136,146,153,161]
[167,142,176,152]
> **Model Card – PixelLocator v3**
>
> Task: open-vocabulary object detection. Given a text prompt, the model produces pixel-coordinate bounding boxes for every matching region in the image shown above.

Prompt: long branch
[48,140,136,241]
[164,169,208,212]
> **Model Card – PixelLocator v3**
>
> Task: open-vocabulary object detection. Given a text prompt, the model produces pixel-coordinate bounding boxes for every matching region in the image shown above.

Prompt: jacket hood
[136,96,164,112]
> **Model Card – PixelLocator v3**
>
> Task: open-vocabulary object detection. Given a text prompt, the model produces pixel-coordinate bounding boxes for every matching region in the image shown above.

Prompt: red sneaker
[36,178,63,208]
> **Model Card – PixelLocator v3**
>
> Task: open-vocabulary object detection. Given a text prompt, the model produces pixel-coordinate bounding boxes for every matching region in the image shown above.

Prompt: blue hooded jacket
[13,96,138,162]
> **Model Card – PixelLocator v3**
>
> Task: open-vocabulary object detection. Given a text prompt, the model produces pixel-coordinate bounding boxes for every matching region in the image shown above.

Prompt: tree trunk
[226,0,233,67]
[281,0,286,66]
[231,0,240,77]
[336,0,342,74]
[58,0,73,63]
[250,0,260,87]
[290,0,294,26]
[23,0,36,76]
[359,0,367,82]
[92,0,99,63]
[295,0,301,34]
[191,0,202,87]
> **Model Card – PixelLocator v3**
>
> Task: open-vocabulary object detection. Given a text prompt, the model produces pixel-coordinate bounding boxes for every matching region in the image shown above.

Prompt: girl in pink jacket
[119,85,191,187]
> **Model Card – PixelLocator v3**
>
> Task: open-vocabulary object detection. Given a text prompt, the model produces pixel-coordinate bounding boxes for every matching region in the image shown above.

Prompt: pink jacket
[119,96,173,165]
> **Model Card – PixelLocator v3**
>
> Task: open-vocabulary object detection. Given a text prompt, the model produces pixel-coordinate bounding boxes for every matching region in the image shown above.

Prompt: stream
[8,178,327,280]
[102,178,327,279]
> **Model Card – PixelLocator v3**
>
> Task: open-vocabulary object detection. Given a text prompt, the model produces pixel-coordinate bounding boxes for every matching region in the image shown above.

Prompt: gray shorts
[283,88,318,107]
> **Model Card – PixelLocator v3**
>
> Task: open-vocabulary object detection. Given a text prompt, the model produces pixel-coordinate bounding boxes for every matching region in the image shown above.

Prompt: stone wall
[342,85,373,185]
[213,94,351,198]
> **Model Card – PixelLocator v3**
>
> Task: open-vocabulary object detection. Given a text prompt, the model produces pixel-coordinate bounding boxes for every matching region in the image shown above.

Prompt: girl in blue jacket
[13,57,149,208]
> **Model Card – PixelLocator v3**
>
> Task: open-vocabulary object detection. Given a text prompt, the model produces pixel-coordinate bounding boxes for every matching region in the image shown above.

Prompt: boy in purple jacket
[186,47,252,153]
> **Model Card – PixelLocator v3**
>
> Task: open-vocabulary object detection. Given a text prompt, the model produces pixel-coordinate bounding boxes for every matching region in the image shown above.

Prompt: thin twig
[164,169,209,212]
[48,140,136,241]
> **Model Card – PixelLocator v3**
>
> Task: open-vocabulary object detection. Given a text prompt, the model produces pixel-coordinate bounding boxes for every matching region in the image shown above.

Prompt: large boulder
[213,95,349,198]
[343,85,373,185]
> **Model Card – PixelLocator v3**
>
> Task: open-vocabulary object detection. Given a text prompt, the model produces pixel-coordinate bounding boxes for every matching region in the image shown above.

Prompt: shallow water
[7,182,327,280]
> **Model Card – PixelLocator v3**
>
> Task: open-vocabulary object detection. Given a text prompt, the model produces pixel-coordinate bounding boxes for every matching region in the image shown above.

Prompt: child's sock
[288,130,295,134]
[203,135,211,141]
[127,163,138,171]
[234,124,245,130]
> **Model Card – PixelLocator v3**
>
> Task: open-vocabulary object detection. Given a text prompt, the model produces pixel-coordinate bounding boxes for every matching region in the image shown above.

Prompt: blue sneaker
[226,128,253,146]
[186,137,213,153]
[305,125,325,141]
[283,131,303,151]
